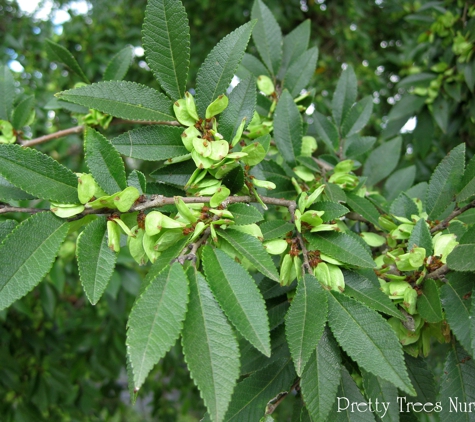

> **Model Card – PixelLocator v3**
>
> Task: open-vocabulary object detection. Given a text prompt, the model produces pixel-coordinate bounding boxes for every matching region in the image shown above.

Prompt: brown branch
[312,156,334,173]
[266,379,300,415]
[0,205,47,215]
[430,200,475,234]
[426,264,449,281]
[288,203,312,274]
[21,125,84,147]
[175,228,211,265]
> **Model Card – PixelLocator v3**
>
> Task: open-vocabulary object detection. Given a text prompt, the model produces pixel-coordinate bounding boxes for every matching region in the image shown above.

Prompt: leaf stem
[430,199,475,234]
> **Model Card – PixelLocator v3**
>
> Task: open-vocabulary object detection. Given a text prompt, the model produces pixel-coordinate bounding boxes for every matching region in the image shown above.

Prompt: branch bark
[430,199,475,234]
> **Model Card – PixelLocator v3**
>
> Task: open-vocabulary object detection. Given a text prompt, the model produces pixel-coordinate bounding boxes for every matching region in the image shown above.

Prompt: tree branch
[288,203,312,274]
[426,264,449,281]
[430,199,475,234]
[0,204,48,215]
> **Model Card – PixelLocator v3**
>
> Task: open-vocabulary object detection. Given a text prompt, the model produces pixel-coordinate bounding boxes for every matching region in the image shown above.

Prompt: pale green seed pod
[191,150,215,169]
[193,137,212,157]
[77,173,97,204]
[432,233,458,263]
[231,117,247,147]
[403,287,418,315]
[142,232,160,263]
[223,152,248,160]
[301,136,317,157]
[320,253,344,265]
[173,99,197,126]
[205,95,229,119]
[387,317,421,346]
[293,255,303,281]
[209,209,234,219]
[263,239,288,255]
[0,120,15,144]
[210,223,218,243]
[305,184,326,208]
[241,142,266,166]
[333,159,354,173]
[209,140,230,162]
[229,224,263,240]
[113,186,140,212]
[313,262,331,289]
[185,91,199,121]
[128,226,148,266]
[110,216,135,237]
[145,211,163,236]
[395,247,426,272]
[181,126,201,152]
[185,168,208,189]
[298,192,308,213]
[174,196,198,223]
[314,262,345,292]
[163,153,192,165]
[252,179,276,190]
[210,186,230,208]
[50,203,85,218]
[360,232,386,247]
[155,229,184,252]
[280,254,294,286]
[257,75,275,95]
[293,165,315,182]
[107,220,121,252]
[189,221,206,242]
[378,215,398,231]
[294,209,302,233]
[387,281,412,299]
[300,210,324,228]
[213,161,239,179]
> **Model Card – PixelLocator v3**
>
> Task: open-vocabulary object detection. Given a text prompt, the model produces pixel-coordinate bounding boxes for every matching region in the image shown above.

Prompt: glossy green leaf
[218,229,279,282]
[103,45,134,81]
[312,111,339,150]
[282,47,318,98]
[0,220,17,244]
[126,263,189,391]
[111,125,187,161]
[447,244,475,272]
[0,213,68,310]
[285,275,327,375]
[85,127,127,195]
[0,144,78,203]
[300,328,341,422]
[251,0,282,75]
[426,143,465,220]
[363,136,402,187]
[417,279,443,323]
[12,95,35,129]
[227,203,263,225]
[237,53,270,79]
[311,201,349,222]
[457,153,475,203]
[332,65,357,128]
[143,0,189,100]
[328,292,415,395]
[305,232,375,268]
[45,39,90,83]
[182,269,239,422]
[0,175,35,202]
[57,81,175,122]
[195,21,255,116]
[77,217,117,305]
[389,192,418,220]
[345,192,380,227]
[0,65,15,120]
[340,95,373,138]
[278,20,310,79]
[343,135,376,159]
[383,165,416,202]
[407,218,433,255]
[260,220,294,241]
[202,246,270,356]
[273,90,302,167]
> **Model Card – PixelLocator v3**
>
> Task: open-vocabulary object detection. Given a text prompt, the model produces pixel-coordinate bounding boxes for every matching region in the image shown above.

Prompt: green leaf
[77,217,117,305]
[471,290,475,358]
[202,246,270,356]
[127,170,147,194]
[143,0,190,100]
[412,110,434,157]
[11,95,35,129]
[345,192,380,227]
[361,370,399,422]
[389,192,418,220]
[0,175,35,202]
[227,203,263,225]
[278,20,310,79]
[407,218,433,255]
[363,137,402,187]
[150,160,196,188]
[383,165,416,202]
[0,220,17,244]
[0,144,78,203]
[85,127,127,195]
[432,96,450,133]
[223,358,296,421]
[219,74,256,142]
[196,21,255,117]
[0,65,15,120]
[45,39,90,83]
[300,327,341,422]
[310,201,349,222]
[386,94,425,121]
[340,96,373,138]
[438,343,475,422]
[447,244,475,272]
[237,53,270,79]
[257,160,295,198]
[273,90,302,167]
[223,165,245,195]
[417,279,443,323]
[103,45,134,81]
[182,269,239,422]
[327,292,415,395]
[457,153,475,203]
[282,47,318,98]
[312,111,339,150]
[332,65,357,128]
[126,263,189,391]
[343,135,376,159]
[217,229,279,282]
[57,81,175,122]
[111,125,187,161]
[0,213,68,311]
[260,220,294,241]
[305,232,375,268]
[285,275,327,375]
[251,0,282,75]
[440,272,472,354]
[342,270,403,320]
[426,143,465,220]
[404,354,437,403]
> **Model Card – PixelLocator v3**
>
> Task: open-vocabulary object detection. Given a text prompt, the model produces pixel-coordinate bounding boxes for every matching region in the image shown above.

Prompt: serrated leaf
[361,370,399,422]
[383,165,416,202]
[260,220,294,241]
[407,218,433,255]
[327,292,415,395]
[441,273,472,353]
[85,127,127,195]
[426,143,465,220]
[0,65,15,120]
[150,160,196,188]
[77,217,117,305]
[182,269,239,422]
[237,53,270,79]
[345,192,380,227]
[438,343,475,422]
[0,213,68,310]
[217,229,279,282]
[0,144,78,203]
[126,263,189,391]
[223,165,245,195]
[251,0,282,75]
[196,21,255,117]
[12,95,35,129]
[417,279,443,323]
[343,135,376,159]
[0,220,17,244]
[223,358,296,421]
[471,290,475,358]
[312,111,339,150]
[300,327,341,422]
[447,244,475,272]
[103,45,133,81]
[389,192,418,220]
[340,96,373,138]
[363,137,402,187]
[219,74,256,141]
[404,354,437,403]
[342,270,403,320]
[227,203,263,225]
[285,275,327,375]
[57,81,175,122]
[457,153,475,203]
[273,90,302,167]
[257,160,295,198]
[143,0,190,100]
[45,39,90,83]
[332,65,357,128]
[111,125,187,161]
[278,20,310,79]
[305,232,375,268]
[0,175,35,202]
[282,47,318,98]
[202,246,270,356]
[127,170,147,194]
